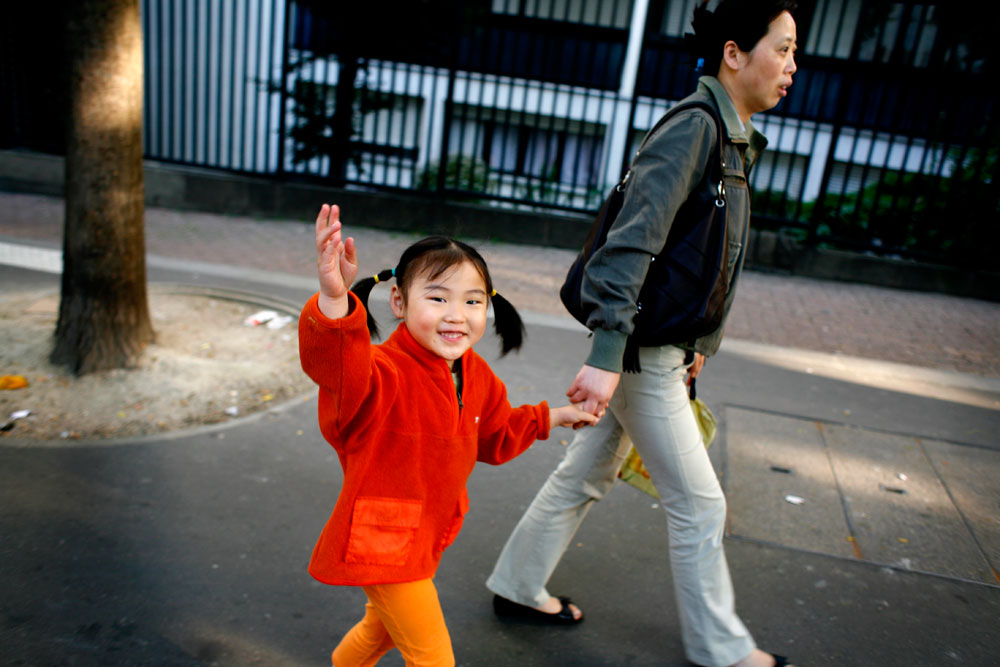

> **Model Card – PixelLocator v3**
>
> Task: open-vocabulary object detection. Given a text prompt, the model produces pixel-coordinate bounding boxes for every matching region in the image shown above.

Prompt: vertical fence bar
[468,68,491,194]
[393,62,405,186]
[252,0,265,172]
[276,0,291,176]
[494,27,518,199]
[182,0,192,162]
[228,0,238,168]
[407,64,425,188]
[867,72,911,249]
[157,0,168,159]
[384,63,398,186]
[851,6,900,239]
[265,0,278,172]
[389,63,403,188]
[356,60,370,182]
[807,0,854,244]
[369,60,383,184]
[422,63,442,190]
[251,0,265,172]
[437,66,457,194]
[239,0,251,170]
[208,0,218,166]
[193,0,203,165]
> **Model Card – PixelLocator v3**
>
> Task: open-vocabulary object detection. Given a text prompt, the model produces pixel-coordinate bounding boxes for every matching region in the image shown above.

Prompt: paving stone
[725,407,998,585]
[820,424,994,584]
[921,439,1000,583]
[2,191,999,377]
[725,407,857,559]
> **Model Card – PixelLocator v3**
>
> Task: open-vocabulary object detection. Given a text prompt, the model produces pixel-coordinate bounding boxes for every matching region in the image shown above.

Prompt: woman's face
[730,10,798,119]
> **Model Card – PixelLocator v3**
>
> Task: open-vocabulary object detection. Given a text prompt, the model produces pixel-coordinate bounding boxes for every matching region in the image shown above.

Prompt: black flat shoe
[492,594,583,625]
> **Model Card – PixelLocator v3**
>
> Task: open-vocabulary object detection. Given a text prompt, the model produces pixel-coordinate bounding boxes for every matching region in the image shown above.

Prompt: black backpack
[559,100,729,371]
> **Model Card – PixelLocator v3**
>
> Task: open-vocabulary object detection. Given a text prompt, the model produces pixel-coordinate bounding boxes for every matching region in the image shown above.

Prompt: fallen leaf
[0,375,29,390]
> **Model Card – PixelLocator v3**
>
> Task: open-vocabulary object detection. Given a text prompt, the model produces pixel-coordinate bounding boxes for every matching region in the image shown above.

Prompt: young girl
[299,204,596,666]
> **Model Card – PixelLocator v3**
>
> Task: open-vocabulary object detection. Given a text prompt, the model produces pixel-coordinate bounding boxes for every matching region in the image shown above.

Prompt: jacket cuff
[585,328,628,373]
[304,291,363,329]
[536,400,551,441]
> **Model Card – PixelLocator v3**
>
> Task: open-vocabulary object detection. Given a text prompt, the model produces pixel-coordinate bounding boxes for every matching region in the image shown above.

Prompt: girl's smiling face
[390,259,489,368]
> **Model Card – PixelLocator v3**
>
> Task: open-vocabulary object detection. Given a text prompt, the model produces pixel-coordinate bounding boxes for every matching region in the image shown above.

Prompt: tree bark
[328,55,360,187]
[51,0,154,375]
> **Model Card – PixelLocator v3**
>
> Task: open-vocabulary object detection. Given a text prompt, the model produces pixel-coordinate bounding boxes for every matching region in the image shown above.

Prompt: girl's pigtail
[350,268,396,339]
[490,290,525,355]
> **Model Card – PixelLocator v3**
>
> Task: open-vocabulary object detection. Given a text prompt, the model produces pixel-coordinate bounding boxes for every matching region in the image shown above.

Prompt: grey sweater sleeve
[582,110,716,372]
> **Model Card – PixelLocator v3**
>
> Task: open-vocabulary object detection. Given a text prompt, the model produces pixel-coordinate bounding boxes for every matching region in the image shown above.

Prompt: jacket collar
[386,321,465,376]
[697,76,768,162]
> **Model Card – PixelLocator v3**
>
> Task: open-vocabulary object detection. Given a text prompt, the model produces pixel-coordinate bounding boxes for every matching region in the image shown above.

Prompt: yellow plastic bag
[618,380,717,499]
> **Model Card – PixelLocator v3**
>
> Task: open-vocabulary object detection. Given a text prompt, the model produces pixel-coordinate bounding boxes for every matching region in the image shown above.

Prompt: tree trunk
[329,55,360,186]
[51,0,154,375]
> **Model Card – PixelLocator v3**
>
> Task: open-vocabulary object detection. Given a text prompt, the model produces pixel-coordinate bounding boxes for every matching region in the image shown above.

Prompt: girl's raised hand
[315,204,359,319]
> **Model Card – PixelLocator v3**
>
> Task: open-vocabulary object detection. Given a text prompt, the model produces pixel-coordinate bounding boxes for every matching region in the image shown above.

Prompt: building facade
[4,1,995,265]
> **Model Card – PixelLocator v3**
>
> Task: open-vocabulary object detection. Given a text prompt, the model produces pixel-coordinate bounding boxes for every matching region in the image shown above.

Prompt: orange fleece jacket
[299,292,551,586]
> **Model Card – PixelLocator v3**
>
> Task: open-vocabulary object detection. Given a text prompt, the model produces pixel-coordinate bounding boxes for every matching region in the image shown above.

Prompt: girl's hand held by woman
[549,404,599,431]
[315,204,359,319]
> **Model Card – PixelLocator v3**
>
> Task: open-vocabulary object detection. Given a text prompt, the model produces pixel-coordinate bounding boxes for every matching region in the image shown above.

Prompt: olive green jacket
[582,76,768,372]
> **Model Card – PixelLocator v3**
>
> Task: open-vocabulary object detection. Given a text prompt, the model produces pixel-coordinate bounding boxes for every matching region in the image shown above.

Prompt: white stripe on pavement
[0,242,61,273]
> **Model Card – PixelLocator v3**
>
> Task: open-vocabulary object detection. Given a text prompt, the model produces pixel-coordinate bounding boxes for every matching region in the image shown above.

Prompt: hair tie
[695,57,705,72]
[372,267,396,284]
[490,289,497,297]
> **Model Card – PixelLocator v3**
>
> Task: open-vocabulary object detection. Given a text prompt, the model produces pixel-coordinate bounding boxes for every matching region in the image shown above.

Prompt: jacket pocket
[345,497,423,566]
[722,171,750,286]
[437,490,470,552]
[726,239,743,283]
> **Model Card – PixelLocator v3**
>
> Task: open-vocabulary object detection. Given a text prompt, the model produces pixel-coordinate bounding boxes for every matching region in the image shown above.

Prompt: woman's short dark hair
[691,0,798,76]
[350,236,525,355]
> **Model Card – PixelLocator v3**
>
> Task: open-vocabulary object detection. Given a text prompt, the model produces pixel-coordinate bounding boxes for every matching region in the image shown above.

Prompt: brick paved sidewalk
[3,192,999,378]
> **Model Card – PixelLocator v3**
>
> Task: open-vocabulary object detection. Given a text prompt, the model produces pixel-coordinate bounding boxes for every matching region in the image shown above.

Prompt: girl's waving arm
[300,205,396,447]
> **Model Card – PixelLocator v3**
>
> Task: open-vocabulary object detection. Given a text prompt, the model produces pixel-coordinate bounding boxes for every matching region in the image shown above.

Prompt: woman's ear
[389,284,405,318]
[721,40,744,73]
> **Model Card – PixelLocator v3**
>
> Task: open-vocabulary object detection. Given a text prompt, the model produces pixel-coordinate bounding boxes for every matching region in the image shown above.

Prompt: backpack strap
[632,100,726,189]
[621,101,728,374]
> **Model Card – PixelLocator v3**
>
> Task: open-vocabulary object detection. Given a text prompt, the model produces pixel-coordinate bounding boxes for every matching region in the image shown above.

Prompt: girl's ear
[389,285,405,318]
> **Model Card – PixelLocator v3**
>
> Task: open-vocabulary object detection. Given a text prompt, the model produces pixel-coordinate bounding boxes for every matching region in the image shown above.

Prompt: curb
[0,281,317,447]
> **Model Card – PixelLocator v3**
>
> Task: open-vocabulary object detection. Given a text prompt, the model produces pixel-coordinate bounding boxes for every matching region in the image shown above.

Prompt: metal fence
[3,0,996,267]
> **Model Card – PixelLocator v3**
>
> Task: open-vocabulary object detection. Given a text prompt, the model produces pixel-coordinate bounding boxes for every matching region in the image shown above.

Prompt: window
[855,3,937,67]
[751,151,809,201]
[491,0,632,29]
[483,123,603,186]
[447,107,606,190]
[656,0,700,38]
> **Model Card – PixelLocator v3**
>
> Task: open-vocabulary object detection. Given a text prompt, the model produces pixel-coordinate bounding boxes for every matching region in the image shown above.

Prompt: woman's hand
[315,204,358,319]
[549,404,599,430]
[566,364,620,419]
[686,352,705,384]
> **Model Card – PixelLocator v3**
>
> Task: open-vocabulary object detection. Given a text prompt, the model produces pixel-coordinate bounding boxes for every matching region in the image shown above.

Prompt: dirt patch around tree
[0,285,316,442]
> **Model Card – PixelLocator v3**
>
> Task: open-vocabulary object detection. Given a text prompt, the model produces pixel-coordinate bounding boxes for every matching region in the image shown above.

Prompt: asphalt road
[1,255,999,666]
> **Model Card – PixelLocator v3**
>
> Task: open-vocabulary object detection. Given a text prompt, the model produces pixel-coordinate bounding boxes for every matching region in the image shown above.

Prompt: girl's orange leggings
[332,578,454,667]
